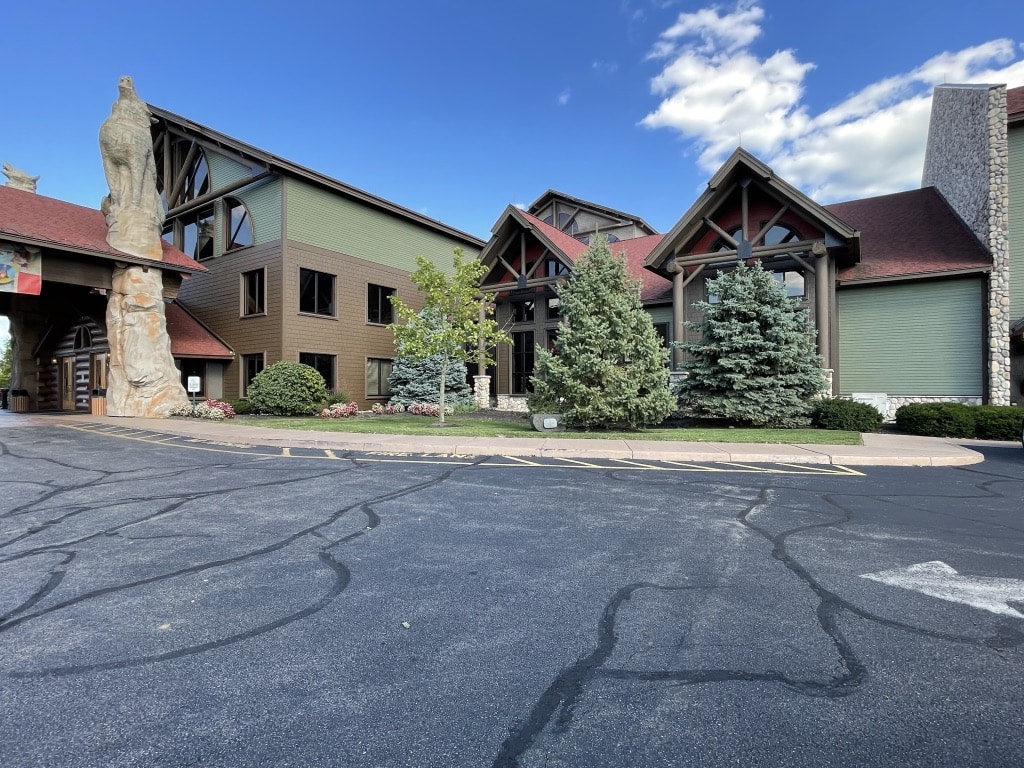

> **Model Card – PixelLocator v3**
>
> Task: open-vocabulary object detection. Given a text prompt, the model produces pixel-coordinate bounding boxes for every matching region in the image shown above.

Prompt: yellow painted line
[350,457,476,466]
[324,449,340,460]
[611,458,664,470]
[556,457,605,469]
[720,462,787,472]
[498,455,544,466]
[280,447,291,457]
[773,462,865,476]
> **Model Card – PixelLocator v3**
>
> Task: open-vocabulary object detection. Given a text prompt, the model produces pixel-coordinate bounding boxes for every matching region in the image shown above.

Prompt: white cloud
[558,88,572,106]
[641,2,1024,202]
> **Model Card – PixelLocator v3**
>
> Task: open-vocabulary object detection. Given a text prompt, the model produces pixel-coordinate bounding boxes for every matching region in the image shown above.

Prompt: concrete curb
[4,412,989,467]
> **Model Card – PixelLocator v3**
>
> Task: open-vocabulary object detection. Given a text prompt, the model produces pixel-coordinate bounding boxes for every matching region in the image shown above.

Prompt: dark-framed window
[367,283,395,325]
[366,358,393,398]
[512,331,535,395]
[299,268,335,316]
[773,270,806,298]
[299,352,335,392]
[546,296,561,320]
[512,299,535,323]
[183,206,216,261]
[653,322,670,347]
[545,258,570,278]
[241,353,264,397]
[225,197,253,251]
[241,268,265,316]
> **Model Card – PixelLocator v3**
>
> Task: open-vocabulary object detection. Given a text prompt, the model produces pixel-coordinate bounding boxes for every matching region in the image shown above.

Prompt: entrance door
[60,356,76,410]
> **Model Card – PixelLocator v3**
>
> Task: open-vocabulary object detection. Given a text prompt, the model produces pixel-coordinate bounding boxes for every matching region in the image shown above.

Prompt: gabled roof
[827,187,991,283]
[166,300,234,360]
[644,148,859,275]
[481,206,670,303]
[1009,85,1024,125]
[527,189,659,235]
[149,105,484,249]
[0,184,204,274]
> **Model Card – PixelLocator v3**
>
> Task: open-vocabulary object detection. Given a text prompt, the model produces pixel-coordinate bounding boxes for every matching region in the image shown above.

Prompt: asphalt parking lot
[1,424,1022,767]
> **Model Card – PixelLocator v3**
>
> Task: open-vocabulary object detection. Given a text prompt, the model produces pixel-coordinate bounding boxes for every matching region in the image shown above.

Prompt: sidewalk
[0,410,990,467]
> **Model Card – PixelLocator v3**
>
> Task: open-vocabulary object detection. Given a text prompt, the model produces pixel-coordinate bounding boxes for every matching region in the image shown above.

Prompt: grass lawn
[237,413,863,445]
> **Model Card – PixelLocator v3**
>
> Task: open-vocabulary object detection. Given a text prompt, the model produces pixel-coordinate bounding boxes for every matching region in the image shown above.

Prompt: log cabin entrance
[36,316,109,411]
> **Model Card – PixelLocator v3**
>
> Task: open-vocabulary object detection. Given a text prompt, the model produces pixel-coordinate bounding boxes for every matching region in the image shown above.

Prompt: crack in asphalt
[0,432,488,677]
[492,466,1024,767]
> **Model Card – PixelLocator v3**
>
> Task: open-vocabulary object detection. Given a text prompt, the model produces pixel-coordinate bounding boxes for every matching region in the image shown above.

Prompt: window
[512,331,535,395]
[225,197,253,251]
[241,353,264,397]
[241,269,265,316]
[366,358,393,398]
[183,206,216,261]
[299,268,335,316]
[367,284,395,325]
[512,299,535,323]
[546,296,561,320]
[653,322,670,347]
[773,270,805,298]
[545,258,570,278]
[299,352,335,392]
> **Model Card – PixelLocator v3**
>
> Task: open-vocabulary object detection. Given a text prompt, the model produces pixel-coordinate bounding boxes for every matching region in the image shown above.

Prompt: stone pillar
[106,265,189,417]
[473,375,491,410]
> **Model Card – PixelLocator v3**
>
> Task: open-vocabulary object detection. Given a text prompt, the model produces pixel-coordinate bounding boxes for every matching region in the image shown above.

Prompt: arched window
[224,197,253,251]
[73,325,93,351]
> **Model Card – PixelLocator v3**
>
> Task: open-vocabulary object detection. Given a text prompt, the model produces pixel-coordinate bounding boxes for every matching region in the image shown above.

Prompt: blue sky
[3,0,1024,342]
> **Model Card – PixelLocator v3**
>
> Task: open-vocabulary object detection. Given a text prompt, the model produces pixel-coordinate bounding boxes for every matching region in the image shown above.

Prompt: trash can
[0,388,8,410]
[90,388,107,416]
[9,389,29,413]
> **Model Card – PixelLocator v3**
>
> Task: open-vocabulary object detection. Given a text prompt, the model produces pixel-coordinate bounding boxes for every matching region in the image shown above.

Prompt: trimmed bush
[813,398,883,432]
[895,402,976,438]
[973,405,1024,441]
[246,362,329,416]
[227,399,252,415]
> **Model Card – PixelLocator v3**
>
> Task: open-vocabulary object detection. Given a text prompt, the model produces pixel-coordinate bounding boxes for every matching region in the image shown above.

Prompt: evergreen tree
[677,261,825,428]
[388,308,475,407]
[528,235,675,429]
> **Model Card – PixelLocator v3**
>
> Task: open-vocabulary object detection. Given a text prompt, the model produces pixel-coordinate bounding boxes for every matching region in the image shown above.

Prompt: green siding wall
[1009,125,1024,322]
[239,179,283,246]
[207,153,253,187]
[837,279,984,396]
[285,179,480,271]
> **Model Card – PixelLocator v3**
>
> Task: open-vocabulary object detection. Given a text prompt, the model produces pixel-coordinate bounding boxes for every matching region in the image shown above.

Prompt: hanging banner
[0,242,42,295]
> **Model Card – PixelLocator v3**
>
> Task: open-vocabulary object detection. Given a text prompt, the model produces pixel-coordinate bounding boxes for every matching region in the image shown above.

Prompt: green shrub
[895,402,976,438]
[973,405,1024,441]
[323,391,352,407]
[813,398,883,432]
[246,362,329,416]
[227,399,252,415]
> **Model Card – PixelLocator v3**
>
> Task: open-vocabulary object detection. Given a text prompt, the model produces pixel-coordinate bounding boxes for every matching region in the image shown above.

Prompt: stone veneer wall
[494,395,530,412]
[922,84,1011,405]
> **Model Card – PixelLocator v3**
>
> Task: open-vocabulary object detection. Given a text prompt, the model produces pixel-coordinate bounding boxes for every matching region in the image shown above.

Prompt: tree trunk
[438,357,448,425]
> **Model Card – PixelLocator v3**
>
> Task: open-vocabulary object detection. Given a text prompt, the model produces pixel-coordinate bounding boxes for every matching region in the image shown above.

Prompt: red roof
[1008,85,1024,119]
[826,187,990,283]
[0,184,204,273]
[518,211,670,302]
[166,301,234,359]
